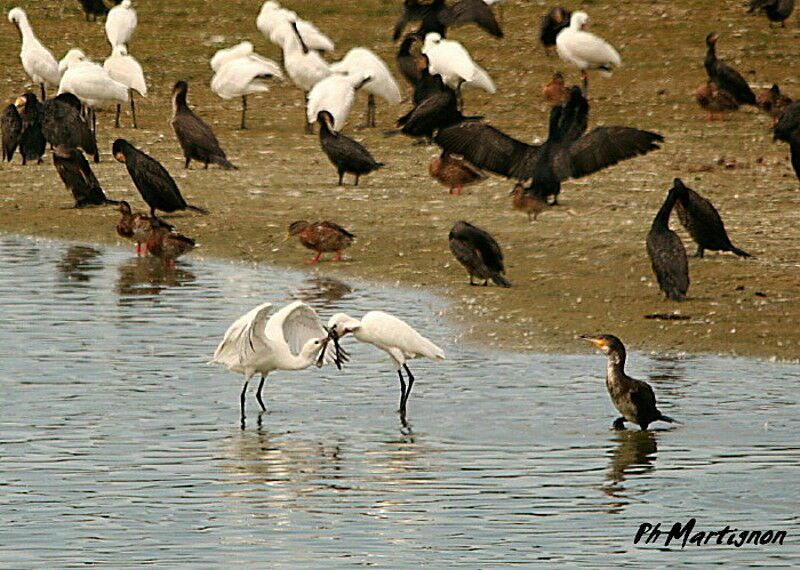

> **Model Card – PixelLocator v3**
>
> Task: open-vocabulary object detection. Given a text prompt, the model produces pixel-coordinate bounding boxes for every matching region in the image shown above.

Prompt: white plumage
[422,32,496,93]
[306,72,370,131]
[209,301,335,419]
[327,311,445,416]
[282,30,332,92]
[330,48,401,127]
[556,11,621,91]
[8,7,60,99]
[210,45,283,129]
[105,0,137,48]
[59,53,129,108]
[257,1,334,52]
[103,44,146,128]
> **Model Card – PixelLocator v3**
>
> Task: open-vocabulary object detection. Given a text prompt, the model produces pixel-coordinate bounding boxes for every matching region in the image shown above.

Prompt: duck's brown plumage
[288,220,355,263]
[543,72,570,106]
[581,334,676,431]
[510,182,548,221]
[145,218,196,264]
[116,200,173,256]
[756,84,792,127]
[695,81,739,120]
[428,152,486,194]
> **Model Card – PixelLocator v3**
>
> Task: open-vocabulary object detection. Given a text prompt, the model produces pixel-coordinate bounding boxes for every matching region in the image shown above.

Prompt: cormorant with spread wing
[434,86,663,203]
[393,0,502,41]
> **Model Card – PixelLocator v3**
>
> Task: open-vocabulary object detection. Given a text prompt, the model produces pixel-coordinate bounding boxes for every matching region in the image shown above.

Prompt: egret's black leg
[240,378,250,420]
[402,364,415,411]
[130,95,137,128]
[337,170,344,186]
[693,246,705,258]
[612,417,626,430]
[240,95,248,130]
[115,104,121,128]
[397,369,407,414]
[255,375,267,412]
[367,94,376,127]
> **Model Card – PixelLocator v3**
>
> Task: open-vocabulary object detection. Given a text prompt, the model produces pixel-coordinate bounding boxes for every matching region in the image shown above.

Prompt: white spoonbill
[282,22,332,133]
[59,50,129,133]
[8,8,60,100]
[103,45,147,128]
[327,311,445,417]
[210,47,283,129]
[422,32,495,99]
[306,72,372,132]
[257,1,334,52]
[555,11,621,95]
[105,0,137,48]
[330,48,402,128]
[209,301,340,421]
[209,41,255,72]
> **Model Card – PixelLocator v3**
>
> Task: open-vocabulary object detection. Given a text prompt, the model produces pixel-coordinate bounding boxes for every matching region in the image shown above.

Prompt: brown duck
[288,220,355,263]
[756,84,793,128]
[428,152,487,195]
[510,182,549,221]
[144,218,196,265]
[695,81,738,120]
[116,200,167,256]
[542,72,570,106]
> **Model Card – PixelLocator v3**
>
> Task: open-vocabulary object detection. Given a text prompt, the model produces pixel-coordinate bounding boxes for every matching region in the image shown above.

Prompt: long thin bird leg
[401,364,415,412]
[331,250,342,262]
[240,95,248,130]
[397,369,407,414]
[40,83,46,101]
[337,170,344,186]
[130,93,137,128]
[304,91,314,134]
[581,71,588,97]
[240,378,251,420]
[91,109,97,134]
[255,375,267,411]
[367,94,376,128]
[115,104,121,128]
[306,251,322,264]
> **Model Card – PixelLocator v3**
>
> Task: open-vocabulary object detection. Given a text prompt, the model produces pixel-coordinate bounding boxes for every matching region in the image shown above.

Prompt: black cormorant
[112,138,209,217]
[435,86,663,203]
[704,33,756,106]
[393,0,502,41]
[747,0,794,26]
[317,111,384,185]
[396,35,422,87]
[580,334,677,430]
[171,81,237,170]
[539,6,572,52]
[53,145,117,208]
[15,93,46,165]
[1,104,22,162]
[448,221,511,287]
[41,93,99,163]
[672,178,751,258]
[76,0,114,22]
[773,100,800,183]
[646,183,689,301]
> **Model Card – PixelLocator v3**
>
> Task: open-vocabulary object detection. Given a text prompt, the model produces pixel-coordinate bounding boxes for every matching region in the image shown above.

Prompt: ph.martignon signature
[634,518,787,548]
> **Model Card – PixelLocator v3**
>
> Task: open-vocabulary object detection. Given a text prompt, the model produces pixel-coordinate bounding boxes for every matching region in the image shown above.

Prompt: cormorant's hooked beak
[14,96,25,110]
[114,152,126,163]
[579,334,607,350]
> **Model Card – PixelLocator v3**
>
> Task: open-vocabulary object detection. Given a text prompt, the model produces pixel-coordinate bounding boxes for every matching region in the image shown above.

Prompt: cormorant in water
[53,145,117,208]
[448,221,511,287]
[171,80,237,170]
[15,93,46,165]
[393,0,502,41]
[41,93,99,162]
[704,33,756,106]
[580,334,677,431]
[112,138,209,217]
[435,86,663,204]
[672,178,751,258]
[646,182,689,301]
[1,104,22,162]
[317,111,384,185]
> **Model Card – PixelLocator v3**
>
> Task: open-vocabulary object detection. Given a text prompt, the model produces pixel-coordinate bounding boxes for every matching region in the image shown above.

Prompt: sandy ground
[1,0,799,360]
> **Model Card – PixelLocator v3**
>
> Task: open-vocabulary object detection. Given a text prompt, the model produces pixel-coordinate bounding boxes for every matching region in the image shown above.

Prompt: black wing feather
[1,104,22,162]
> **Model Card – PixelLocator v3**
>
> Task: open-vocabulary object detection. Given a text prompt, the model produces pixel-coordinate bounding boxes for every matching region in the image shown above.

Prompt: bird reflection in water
[602,430,658,513]
[291,276,354,307]
[115,256,195,297]
[57,245,102,282]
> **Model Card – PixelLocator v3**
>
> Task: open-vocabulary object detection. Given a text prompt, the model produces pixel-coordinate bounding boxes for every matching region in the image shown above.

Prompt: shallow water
[0,236,797,566]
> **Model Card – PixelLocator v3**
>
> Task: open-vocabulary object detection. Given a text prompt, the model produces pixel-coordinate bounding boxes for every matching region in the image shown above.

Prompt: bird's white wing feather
[361,311,445,360]
[210,42,253,72]
[105,5,137,47]
[307,75,356,128]
[210,302,273,368]
[211,55,283,99]
[295,20,335,52]
[24,43,60,86]
[264,301,328,358]
[467,64,495,93]
[330,48,402,103]
[427,41,477,84]
[103,54,147,95]
[557,30,621,68]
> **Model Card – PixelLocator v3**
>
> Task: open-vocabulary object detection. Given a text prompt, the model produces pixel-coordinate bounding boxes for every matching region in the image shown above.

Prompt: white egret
[59,51,129,133]
[257,1,334,52]
[105,0,137,48]
[282,22,332,133]
[210,47,283,129]
[327,311,445,417]
[330,48,402,128]
[555,11,621,95]
[306,73,371,132]
[209,301,340,421]
[8,8,60,100]
[421,32,495,104]
[103,45,147,128]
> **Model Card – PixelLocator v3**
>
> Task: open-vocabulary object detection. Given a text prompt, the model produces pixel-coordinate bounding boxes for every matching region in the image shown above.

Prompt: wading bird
[112,138,209,216]
[396,34,422,87]
[8,8,61,100]
[116,200,165,255]
[448,221,511,287]
[317,110,384,185]
[257,1,334,53]
[105,0,137,47]
[422,32,495,98]
[307,73,372,132]
[672,178,751,258]
[52,145,117,207]
[171,80,236,169]
[704,33,756,106]
[76,0,112,22]
[209,301,338,421]
[556,11,621,95]
[330,48,402,128]
[646,183,689,301]
[41,93,99,162]
[327,311,445,417]
[282,23,333,133]
[103,45,147,128]
[287,220,355,263]
[580,334,677,430]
